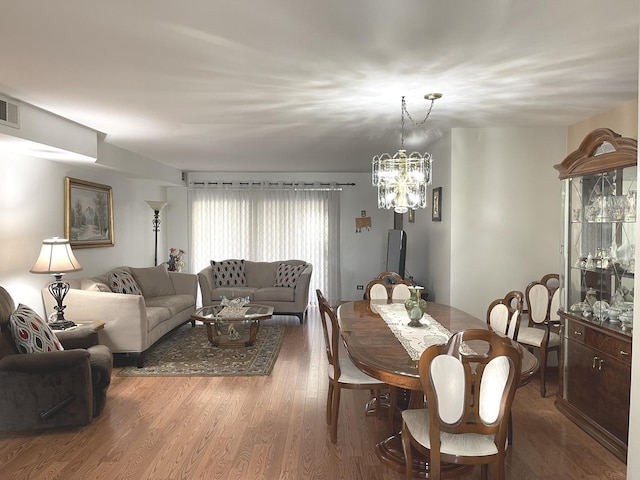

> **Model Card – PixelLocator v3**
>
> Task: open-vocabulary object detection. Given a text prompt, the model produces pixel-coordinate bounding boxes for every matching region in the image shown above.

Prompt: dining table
[337,299,539,478]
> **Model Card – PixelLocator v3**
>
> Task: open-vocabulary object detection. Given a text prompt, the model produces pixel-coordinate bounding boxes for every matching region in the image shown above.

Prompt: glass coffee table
[191,304,274,347]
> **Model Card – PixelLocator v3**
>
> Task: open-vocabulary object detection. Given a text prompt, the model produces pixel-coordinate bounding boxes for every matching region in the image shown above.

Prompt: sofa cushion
[130,264,175,298]
[211,260,247,287]
[274,263,307,288]
[145,306,172,332]
[9,304,64,353]
[145,294,195,317]
[253,287,295,302]
[108,270,143,295]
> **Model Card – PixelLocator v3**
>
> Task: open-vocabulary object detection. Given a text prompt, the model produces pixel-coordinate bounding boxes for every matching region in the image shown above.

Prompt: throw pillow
[130,264,175,298]
[274,263,306,288]
[210,259,247,287]
[9,304,64,353]
[108,270,143,295]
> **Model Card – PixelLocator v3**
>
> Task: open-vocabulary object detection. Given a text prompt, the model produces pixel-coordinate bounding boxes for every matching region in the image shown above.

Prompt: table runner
[373,303,454,361]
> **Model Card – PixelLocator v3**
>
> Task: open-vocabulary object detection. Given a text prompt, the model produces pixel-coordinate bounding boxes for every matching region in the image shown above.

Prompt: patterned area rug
[116,323,285,377]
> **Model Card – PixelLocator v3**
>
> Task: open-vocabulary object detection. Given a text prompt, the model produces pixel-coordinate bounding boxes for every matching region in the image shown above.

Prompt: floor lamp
[146,201,168,266]
[30,237,83,330]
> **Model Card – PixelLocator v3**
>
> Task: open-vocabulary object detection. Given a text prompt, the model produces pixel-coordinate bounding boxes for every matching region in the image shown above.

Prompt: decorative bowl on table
[220,296,250,315]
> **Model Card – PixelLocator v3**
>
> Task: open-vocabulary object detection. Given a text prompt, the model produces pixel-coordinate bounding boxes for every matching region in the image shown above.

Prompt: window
[189,184,341,305]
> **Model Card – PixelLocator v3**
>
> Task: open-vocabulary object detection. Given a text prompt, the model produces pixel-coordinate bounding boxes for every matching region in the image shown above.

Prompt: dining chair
[365,271,412,301]
[486,290,524,340]
[316,289,388,443]
[401,329,521,480]
[518,274,560,397]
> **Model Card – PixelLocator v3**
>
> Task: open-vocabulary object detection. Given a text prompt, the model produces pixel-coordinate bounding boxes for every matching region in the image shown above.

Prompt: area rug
[116,323,285,377]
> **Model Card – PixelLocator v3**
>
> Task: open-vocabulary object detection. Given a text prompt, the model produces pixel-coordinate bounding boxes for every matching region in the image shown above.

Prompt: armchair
[0,286,112,431]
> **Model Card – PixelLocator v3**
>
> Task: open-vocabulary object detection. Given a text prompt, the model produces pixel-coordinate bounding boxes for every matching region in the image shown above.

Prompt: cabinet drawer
[567,322,586,343]
[566,319,632,366]
[593,334,632,365]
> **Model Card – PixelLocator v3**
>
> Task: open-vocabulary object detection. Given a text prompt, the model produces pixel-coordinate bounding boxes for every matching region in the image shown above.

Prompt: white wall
[449,127,567,319]
[422,131,452,304]
[0,152,169,315]
[627,19,640,478]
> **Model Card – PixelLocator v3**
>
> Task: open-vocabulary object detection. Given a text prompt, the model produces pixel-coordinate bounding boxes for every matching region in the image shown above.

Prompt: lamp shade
[146,200,168,212]
[30,237,83,274]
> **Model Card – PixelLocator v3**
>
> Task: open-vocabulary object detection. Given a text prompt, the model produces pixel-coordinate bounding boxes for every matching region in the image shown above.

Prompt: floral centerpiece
[167,248,185,272]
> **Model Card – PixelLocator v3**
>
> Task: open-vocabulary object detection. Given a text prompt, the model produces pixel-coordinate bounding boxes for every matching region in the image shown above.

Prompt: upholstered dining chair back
[519,273,561,397]
[391,283,411,301]
[526,273,559,325]
[365,271,412,301]
[401,329,521,480]
[368,283,388,301]
[486,290,524,340]
[316,289,340,379]
[315,289,387,443]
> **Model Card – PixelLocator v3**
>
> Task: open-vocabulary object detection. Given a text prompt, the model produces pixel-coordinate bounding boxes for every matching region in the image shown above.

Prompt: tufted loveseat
[198,259,312,323]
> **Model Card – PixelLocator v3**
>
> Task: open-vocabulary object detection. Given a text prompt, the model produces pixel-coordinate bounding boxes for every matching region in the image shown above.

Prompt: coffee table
[191,304,274,347]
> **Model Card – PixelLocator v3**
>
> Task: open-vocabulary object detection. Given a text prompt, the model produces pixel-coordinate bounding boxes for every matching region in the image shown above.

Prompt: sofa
[42,264,197,367]
[198,260,312,323]
[0,286,112,431]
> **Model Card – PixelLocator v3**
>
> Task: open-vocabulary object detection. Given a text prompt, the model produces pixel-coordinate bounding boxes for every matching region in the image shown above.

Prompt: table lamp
[30,237,83,330]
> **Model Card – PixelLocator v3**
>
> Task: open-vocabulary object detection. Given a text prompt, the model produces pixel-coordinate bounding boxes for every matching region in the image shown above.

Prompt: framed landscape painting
[65,177,114,248]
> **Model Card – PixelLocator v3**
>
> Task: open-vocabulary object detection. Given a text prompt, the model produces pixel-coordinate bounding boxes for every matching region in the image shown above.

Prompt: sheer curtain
[189,183,341,306]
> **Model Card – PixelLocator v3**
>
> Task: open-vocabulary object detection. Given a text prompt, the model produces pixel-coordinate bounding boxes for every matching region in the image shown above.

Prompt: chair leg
[401,421,413,480]
[480,464,488,480]
[539,345,548,398]
[330,387,341,443]
[389,387,398,433]
[326,383,334,426]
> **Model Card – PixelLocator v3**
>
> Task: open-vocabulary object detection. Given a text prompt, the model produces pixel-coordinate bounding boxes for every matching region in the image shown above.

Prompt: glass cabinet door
[564,165,636,330]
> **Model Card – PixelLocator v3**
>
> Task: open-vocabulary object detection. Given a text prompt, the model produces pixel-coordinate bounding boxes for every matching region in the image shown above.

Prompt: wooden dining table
[337,299,539,478]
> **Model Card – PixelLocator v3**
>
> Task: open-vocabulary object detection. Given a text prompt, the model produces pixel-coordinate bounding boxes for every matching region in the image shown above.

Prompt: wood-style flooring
[0,309,627,479]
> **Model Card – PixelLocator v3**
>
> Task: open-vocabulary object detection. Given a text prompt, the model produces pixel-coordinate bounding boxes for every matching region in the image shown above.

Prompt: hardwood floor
[0,308,627,480]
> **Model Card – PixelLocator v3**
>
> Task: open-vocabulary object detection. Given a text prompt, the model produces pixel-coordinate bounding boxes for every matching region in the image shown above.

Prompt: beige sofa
[198,260,312,323]
[42,264,197,367]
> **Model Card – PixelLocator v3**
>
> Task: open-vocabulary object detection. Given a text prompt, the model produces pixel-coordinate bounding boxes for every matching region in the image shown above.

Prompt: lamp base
[48,319,77,330]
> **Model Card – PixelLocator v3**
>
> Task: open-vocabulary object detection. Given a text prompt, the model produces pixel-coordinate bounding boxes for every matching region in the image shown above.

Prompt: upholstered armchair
[0,286,112,431]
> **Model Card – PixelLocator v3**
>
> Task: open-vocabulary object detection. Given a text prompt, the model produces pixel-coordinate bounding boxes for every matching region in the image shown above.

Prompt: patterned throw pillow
[274,263,306,288]
[9,304,64,353]
[210,260,247,287]
[108,270,143,295]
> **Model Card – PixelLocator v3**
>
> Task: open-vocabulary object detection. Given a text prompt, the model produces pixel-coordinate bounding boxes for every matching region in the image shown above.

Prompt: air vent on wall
[0,96,19,128]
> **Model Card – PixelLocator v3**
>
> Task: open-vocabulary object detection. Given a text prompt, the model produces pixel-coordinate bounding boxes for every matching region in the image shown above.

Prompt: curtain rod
[190,181,356,187]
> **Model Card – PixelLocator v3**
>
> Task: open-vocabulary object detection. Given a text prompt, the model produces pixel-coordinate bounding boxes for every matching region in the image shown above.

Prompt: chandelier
[372,93,442,214]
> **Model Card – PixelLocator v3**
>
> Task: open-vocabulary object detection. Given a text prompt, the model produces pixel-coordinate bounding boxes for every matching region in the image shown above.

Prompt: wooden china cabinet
[554,128,636,462]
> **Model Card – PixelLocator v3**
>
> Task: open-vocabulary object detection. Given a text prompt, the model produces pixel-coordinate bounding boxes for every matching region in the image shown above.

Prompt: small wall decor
[432,187,442,221]
[65,177,115,248]
[355,210,372,233]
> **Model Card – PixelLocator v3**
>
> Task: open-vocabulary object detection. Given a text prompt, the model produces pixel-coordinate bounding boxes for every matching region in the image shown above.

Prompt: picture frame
[432,187,442,221]
[65,177,115,248]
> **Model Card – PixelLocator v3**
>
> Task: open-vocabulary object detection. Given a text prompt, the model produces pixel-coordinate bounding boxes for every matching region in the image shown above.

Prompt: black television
[385,229,406,278]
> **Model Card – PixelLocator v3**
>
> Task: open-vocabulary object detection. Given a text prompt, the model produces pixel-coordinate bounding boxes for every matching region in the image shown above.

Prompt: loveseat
[42,264,197,367]
[198,260,312,323]
[0,286,112,431]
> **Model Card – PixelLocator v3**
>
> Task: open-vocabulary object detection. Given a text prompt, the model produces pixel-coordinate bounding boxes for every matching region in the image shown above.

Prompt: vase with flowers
[167,248,185,272]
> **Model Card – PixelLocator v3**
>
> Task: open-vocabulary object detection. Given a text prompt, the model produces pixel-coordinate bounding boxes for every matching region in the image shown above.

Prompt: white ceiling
[1,0,638,173]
